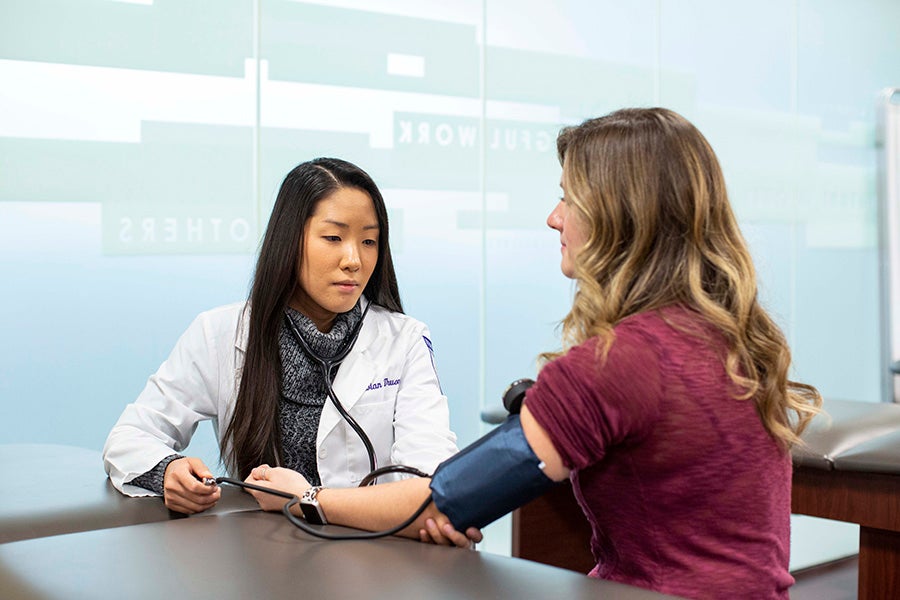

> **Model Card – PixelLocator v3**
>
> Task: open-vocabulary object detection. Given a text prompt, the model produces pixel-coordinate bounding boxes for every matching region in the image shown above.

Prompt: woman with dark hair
[244,110,821,599]
[103,158,457,514]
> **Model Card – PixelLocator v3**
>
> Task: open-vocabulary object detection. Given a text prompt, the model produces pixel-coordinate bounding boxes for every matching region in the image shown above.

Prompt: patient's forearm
[317,477,439,538]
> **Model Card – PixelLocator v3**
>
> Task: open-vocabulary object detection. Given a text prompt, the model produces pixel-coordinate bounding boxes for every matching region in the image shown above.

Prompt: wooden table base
[512,482,594,574]
[513,468,900,599]
[792,466,900,600]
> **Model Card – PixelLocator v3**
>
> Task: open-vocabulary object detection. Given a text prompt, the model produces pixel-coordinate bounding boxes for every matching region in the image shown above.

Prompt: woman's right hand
[163,457,221,514]
[245,465,311,513]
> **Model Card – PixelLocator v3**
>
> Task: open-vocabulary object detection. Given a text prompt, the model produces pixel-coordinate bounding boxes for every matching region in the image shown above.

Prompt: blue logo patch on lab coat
[423,335,442,392]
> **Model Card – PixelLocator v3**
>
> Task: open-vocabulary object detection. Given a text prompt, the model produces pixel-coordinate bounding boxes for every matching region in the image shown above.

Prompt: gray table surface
[0,444,679,599]
[0,510,679,599]
[0,443,259,544]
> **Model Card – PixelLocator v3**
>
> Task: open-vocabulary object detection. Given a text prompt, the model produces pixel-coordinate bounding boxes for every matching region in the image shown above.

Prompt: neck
[287,298,337,333]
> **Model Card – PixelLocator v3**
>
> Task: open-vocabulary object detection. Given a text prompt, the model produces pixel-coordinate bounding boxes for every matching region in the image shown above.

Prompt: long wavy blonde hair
[544,108,820,448]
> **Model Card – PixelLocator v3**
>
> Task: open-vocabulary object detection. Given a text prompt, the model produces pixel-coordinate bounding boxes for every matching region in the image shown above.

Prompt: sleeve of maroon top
[524,322,664,471]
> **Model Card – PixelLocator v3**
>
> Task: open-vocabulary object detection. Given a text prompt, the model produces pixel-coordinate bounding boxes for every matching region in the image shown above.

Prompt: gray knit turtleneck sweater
[277,302,362,485]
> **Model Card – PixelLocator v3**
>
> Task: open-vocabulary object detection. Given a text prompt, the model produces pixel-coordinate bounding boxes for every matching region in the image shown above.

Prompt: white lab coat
[103,299,458,496]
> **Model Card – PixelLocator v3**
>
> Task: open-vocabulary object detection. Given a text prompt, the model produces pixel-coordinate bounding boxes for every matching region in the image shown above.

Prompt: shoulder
[615,305,715,345]
[191,301,248,330]
[362,305,436,364]
[615,306,725,359]
[615,308,679,340]
[543,311,676,391]
[368,304,429,337]
[184,301,249,349]
[559,311,670,372]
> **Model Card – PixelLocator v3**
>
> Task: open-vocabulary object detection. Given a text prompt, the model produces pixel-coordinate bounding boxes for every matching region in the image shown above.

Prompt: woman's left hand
[245,464,310,512]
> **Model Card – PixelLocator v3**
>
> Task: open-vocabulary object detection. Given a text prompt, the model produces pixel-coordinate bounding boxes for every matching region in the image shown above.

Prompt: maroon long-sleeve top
[526,306,793,600]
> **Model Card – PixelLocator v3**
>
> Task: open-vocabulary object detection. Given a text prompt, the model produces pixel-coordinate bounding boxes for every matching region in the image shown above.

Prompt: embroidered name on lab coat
[366,377,401,391]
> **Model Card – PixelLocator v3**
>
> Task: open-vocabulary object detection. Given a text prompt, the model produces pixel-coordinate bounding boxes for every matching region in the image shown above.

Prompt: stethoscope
[283,301,378,474]
[212,362,526,541]
[214,300,433,540]
[282,300,429,487]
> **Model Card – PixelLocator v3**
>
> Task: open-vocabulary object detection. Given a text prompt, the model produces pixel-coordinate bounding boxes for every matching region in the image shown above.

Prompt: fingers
[465,527,484,544]
[422,515,478,547]
[164,489,221,514]
[163,484,221,514]
[244,465,296,512]
[163,457,221,514]
[246,465,310,497]
[186,457,215,481]
[248,464,271,482]
[440,522,476,549]
[418,518,478,549]
[421,518,450,545]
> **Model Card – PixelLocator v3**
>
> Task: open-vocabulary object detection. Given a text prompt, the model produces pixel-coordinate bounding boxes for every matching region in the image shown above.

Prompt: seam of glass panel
[479,0,488,420]
[654,0,661,104]
[789,0,799,355]
[253,0,262,243]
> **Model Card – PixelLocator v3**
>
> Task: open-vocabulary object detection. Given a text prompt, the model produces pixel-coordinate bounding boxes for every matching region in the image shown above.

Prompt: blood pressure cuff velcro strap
[429,414,556,530]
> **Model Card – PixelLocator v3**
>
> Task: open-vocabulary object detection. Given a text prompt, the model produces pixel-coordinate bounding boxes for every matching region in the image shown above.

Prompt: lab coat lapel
[316,313,379,445]
[234,303,250,353]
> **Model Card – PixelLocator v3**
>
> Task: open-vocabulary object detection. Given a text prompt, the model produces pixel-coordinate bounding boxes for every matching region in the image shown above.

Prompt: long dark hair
[222,158,403,478]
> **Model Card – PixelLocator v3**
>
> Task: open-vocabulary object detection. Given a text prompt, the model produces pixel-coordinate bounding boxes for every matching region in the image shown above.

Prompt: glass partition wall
[3,0,899,570]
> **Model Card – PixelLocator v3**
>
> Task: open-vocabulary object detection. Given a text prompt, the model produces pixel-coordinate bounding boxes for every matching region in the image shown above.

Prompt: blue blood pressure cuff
[429,414,556,530]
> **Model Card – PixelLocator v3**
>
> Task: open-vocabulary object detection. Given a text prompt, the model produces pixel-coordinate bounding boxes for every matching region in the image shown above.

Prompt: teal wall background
[2,0,898,570]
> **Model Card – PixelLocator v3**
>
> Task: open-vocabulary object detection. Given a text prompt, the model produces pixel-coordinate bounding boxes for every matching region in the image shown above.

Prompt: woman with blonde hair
[245,109,821,600]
